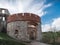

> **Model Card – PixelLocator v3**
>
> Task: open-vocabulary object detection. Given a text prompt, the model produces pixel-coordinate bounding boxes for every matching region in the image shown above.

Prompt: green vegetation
[0,33,13,40]
[42,31,60,45]
[0,33,25,45]
[1,31,60,45]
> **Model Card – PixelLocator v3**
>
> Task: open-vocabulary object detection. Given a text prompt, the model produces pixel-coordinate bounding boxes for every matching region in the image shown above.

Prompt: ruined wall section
[0,8,9,32]
[7,21,29,41]
[7,13,40,23]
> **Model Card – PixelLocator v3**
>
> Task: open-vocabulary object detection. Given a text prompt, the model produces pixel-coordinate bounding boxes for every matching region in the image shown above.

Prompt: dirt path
[27,41,50,45]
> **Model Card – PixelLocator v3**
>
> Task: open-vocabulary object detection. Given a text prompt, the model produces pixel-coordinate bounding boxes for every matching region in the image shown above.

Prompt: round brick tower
[7,13,42,42]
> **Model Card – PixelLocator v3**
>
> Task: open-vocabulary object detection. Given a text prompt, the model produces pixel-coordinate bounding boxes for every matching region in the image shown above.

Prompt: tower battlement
[7,13,41,23]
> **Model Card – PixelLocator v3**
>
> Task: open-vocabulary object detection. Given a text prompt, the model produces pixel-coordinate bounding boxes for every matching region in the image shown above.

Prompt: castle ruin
[0,8,42,42]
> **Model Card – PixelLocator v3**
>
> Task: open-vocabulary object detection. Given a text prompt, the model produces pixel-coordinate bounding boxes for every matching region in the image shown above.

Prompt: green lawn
[0,33,25,45]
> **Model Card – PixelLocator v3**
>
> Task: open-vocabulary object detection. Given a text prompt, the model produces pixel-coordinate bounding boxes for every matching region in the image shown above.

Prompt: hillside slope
[0,33,25,45]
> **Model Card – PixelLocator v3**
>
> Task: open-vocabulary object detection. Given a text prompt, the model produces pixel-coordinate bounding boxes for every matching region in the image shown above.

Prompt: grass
[0,33,13,40]
[50,42,60,45]
[0,33,25,45]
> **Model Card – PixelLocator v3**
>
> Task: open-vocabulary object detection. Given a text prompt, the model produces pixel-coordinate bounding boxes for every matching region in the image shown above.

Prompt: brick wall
[7,13,40,23]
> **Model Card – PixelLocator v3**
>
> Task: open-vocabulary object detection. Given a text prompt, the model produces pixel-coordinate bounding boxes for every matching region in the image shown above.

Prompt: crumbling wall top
[7,13,41,23]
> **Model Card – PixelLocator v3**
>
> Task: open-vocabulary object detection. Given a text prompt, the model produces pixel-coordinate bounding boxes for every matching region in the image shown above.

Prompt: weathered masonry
[0,8,9,33]
[7,13,42,42]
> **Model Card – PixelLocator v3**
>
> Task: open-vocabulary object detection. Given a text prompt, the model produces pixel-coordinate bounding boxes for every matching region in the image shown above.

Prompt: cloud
[42,17,60,32]
[52,17,60,30]
[0,0,52,17]
[42,24,51,32]
[44,3,52,8]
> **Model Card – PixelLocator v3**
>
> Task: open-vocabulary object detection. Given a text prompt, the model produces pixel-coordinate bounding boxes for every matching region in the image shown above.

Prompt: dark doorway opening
[14,30,18,38]
[1,27,7,33]
[29,31,35,40]
[15,30,18,34]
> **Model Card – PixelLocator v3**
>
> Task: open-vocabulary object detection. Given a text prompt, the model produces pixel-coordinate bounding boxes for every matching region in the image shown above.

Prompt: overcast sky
[0,0,60,32]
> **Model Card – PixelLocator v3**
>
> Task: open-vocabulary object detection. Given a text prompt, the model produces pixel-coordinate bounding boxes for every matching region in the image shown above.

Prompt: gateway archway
[29,30,37,40]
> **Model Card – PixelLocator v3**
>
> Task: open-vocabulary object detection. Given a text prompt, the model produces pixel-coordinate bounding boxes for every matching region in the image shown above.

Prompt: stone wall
[7,21,42,41]
[0,8,9,32]
[7,21,29,41]
[36,23,42,41]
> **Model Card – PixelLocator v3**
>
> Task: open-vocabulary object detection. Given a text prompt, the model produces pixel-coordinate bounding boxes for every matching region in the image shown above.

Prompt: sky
[0,0,60,32]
